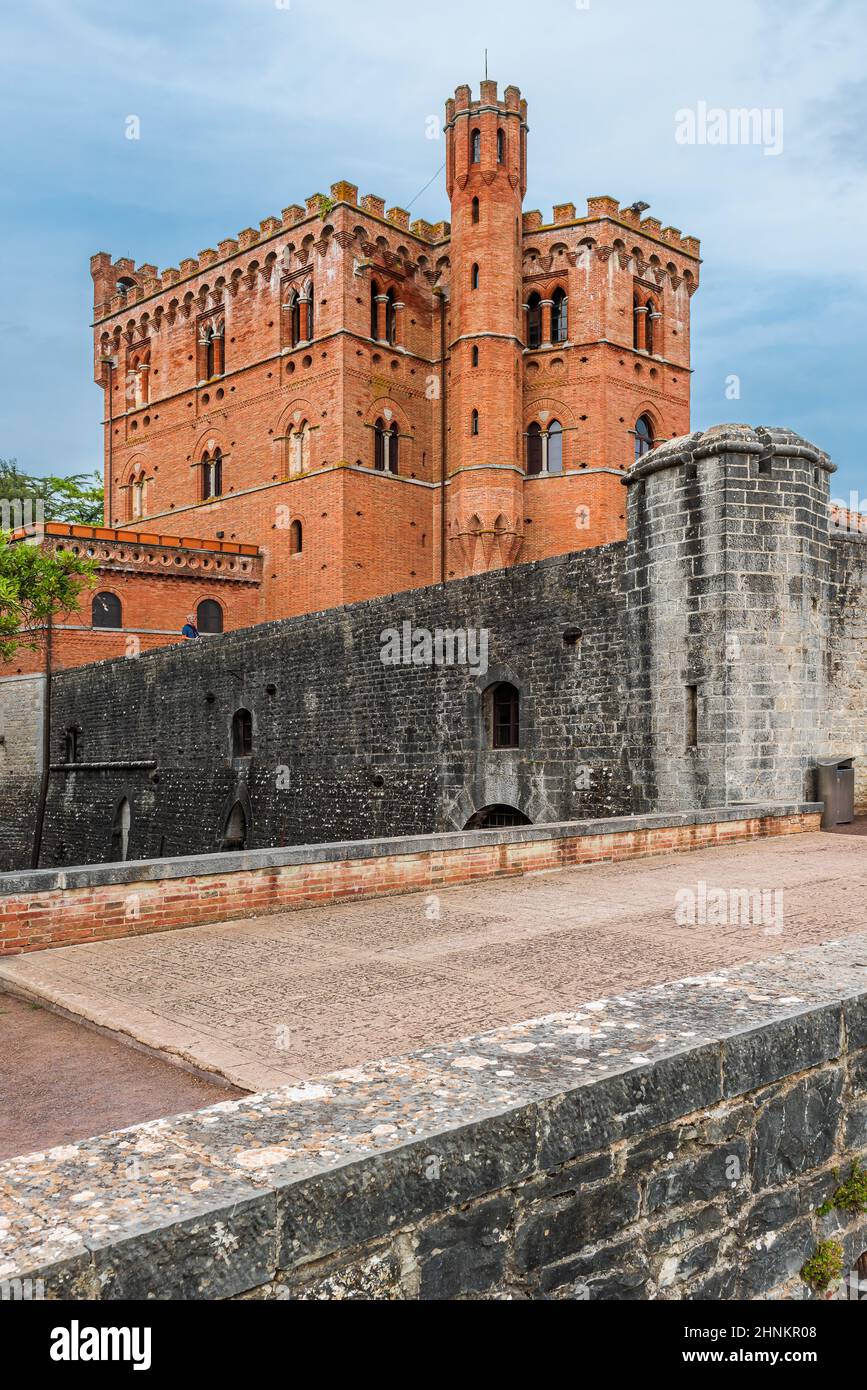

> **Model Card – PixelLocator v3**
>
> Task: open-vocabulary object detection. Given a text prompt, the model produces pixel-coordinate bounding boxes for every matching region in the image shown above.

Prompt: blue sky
[1,0,864,502]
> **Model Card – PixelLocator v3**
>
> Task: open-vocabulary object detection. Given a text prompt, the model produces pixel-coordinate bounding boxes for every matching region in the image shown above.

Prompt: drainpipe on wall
[30,614,52,869]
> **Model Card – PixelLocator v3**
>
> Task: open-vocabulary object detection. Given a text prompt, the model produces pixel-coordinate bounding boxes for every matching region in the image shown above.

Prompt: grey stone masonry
[2,934,866,1301]
[0,673,43,872]
[29,544,632,867]
[826,533,867,811]
[624,424,836,812]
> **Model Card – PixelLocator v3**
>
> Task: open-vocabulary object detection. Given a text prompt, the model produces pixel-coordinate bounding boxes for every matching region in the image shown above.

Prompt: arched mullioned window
[290,519,303,554]
[527,292,542,349]
[128,470,146,520]
[386,288,396,345]
[526,421,543,475]
[633,292,643,350]
[202,447,223,499]
[305,285,314,340]
[373,419,399,473]
[370,280,380,339]
[548,420,563,474]
[130,350,149,407]
[92,592,121,629]
[497,128,505,163]
[471,263,480,290]
[197,599,223,634]
[634,414,654,461]
[231,709,253,759]
[471,409,479,436]
[472,196,480,225]
[470,128,481,163]
[551,288,568,343]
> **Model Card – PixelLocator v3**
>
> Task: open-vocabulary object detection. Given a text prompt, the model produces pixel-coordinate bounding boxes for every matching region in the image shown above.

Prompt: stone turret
[624,424,835,811]
[444,80,528,576]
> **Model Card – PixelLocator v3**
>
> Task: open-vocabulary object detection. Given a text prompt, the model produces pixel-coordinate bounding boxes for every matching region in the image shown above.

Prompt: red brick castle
[7,79,700,673]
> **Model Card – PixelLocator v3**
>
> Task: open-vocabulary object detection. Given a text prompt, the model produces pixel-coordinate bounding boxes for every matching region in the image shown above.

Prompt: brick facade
[1,77,699,677]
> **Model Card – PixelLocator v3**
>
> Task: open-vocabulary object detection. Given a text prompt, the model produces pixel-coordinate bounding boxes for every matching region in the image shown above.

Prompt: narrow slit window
[686,685,698,749]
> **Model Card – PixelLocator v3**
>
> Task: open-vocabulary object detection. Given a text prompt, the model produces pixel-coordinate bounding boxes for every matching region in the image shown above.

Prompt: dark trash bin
[816,757,855,830]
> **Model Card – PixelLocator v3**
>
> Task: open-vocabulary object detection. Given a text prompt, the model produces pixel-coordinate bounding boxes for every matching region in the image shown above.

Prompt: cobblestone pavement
[1,830,864,1092]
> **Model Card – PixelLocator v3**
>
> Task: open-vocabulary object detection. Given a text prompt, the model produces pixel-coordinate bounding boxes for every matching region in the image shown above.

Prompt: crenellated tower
[444,80,527,577]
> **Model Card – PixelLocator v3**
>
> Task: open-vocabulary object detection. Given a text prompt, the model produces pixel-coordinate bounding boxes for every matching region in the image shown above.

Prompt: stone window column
[522,303,530,345]
[375,294,389,343]
[213,326,225,375]
[541,299,553,348]
[291,430,304,477]
[197,333,210,382]
[648,310,662,356]
[634,304,648,351]
[134,363,149,407]
[393,301,405,347]
[300,295,312,343]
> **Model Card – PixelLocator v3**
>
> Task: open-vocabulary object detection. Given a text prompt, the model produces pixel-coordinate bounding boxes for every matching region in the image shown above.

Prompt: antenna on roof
[484,48,488,80]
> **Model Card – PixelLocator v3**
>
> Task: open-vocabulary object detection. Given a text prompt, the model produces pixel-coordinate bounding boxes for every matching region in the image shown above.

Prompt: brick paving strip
[1,830,865,1093]
[0,933,866,1300]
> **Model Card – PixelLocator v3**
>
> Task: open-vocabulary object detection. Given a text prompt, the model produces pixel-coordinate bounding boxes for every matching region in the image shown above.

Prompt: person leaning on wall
[181,612,200,640]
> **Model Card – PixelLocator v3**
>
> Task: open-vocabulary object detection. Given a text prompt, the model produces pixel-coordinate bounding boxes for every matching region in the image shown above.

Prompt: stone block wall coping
[1,933,865,1298]
[0,802,820,897]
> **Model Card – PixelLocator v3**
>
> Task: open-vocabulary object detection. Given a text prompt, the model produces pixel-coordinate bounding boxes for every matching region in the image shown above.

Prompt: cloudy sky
[1,0,864,500]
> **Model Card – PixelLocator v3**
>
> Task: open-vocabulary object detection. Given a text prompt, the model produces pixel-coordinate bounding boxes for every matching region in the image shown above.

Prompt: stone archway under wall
[464,805,532,830]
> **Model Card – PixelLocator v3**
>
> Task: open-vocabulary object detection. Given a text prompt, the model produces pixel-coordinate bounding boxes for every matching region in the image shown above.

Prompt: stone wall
[826,534,867,811]
[2,424,866,873]
[3,936,865,1301]
[32,543,631,868]
[0,673,43,873]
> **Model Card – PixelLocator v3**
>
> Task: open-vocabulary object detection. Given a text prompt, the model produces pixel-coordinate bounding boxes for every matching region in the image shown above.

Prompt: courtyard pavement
[1,828,865,1093]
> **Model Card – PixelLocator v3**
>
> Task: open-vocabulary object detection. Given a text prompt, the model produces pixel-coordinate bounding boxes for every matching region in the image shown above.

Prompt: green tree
[0,531,96,662]
[0,459,104,527]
